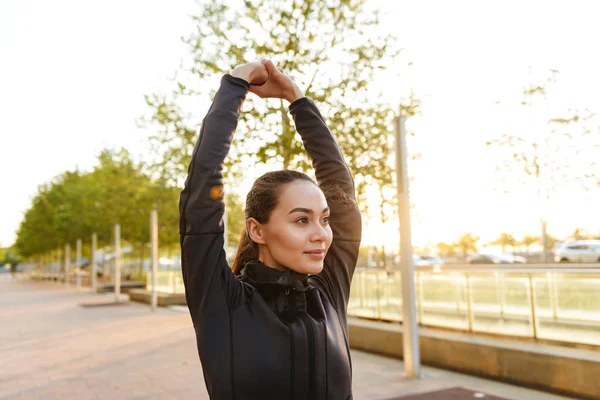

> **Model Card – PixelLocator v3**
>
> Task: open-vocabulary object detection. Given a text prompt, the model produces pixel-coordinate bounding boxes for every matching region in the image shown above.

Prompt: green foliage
[141,0,414,225]
[0,247,20,266]
[436,242,456,257]
[14,149,180,258]
[226,191,245,249]
[570,228,596,240]
[520,235,540,253]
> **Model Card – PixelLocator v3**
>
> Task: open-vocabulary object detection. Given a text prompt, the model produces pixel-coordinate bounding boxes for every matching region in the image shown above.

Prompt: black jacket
[179,74,362,400]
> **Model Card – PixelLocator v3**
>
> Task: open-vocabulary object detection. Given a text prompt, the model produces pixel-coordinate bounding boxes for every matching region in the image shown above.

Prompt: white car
[554,240,600,263]
[418,254,445,266]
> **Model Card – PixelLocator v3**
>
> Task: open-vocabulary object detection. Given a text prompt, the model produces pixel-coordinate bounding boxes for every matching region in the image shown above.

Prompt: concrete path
[0,274,575,399]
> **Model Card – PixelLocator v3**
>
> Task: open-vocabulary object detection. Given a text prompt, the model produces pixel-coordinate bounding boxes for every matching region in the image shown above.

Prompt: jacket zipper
[300,314,315,399]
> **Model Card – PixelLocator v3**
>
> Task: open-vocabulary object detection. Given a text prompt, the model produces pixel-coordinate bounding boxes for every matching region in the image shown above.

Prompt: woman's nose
[310,223,329,242]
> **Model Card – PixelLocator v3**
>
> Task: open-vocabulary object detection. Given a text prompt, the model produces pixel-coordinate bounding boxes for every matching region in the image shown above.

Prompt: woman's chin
[292,262,324,275]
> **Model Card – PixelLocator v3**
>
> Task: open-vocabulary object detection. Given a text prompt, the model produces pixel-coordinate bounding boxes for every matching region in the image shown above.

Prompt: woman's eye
[297,217,309,224]
[321,216,330,225]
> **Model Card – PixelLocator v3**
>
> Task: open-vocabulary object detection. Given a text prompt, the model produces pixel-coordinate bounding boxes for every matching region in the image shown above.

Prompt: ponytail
[232,228,258,275]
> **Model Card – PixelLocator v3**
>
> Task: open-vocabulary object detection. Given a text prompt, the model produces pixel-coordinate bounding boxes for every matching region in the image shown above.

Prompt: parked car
[467,253,526,264]
[554,240,600,263]
[418,254,445,266]
[393,254,442,268]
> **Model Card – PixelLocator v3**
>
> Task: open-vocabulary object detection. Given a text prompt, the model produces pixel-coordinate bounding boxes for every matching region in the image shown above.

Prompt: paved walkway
[0,274,575,399]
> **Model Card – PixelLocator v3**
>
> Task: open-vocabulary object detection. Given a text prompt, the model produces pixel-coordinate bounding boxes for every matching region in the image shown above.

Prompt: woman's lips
[304,250,325,259]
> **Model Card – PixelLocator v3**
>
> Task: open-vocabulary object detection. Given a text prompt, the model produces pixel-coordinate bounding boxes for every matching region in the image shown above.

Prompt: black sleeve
[289,97,362,312]
[179,74,248,319]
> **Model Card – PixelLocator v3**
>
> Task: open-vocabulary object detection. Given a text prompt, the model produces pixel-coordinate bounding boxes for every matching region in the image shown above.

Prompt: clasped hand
[231,59,304,104]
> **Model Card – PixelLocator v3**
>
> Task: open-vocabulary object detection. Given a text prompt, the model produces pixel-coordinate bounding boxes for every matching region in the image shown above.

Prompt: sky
[1,0,600,252]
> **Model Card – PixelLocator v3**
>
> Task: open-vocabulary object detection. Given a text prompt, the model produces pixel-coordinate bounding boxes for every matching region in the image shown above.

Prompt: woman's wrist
[231,65,255,84]
[285,87,304,103]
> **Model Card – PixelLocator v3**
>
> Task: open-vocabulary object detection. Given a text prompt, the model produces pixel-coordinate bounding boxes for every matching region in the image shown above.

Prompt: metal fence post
[55,247,61,281]
[151,210,158,311]
[548,272,558,320]
[115,224,121,301]
[76,238,82,291]
[528,274,539,339]
[416,272,424,323]
[91,233,97,293]
[376,272,382,319]
[465,273,474,332]
[453,275,461,313]
[65,244,70,287]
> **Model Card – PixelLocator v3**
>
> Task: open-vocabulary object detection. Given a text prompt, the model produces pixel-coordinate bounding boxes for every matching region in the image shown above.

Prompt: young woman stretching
[179,58,362,399]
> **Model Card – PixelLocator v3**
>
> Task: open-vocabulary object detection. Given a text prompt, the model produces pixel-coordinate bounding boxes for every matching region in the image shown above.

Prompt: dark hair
[232,170,316,275]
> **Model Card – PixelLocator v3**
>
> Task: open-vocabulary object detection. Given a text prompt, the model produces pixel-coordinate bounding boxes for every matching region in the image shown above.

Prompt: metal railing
[25,256,600,347]
[348,264,600,346]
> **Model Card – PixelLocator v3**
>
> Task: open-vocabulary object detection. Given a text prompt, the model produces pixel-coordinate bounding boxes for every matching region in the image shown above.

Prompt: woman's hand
[249,59,304,103]
[231,61,269,86]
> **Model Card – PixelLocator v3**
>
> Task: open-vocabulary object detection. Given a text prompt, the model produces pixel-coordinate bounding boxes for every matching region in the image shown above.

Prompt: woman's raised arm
[290,97,362,313]
[179,63,267,317]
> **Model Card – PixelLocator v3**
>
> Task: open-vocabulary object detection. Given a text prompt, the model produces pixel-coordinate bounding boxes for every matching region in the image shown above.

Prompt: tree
[491,232,517,253]
[455,233,480,259]
[487,70,596,262]
[571,228,595,240]
[14,149,180,261]
[436,242,456,257]
[0,248,20,267]
[521,235,540,254]
[140,0,408,216]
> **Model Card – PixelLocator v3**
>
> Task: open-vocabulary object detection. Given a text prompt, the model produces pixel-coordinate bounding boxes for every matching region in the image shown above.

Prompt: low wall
[95,281,146,293]
[348,317,600,400]
[128,289,187,307]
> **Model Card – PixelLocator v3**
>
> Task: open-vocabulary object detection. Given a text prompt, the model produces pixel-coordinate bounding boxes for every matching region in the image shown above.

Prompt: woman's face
[249,180,333,275]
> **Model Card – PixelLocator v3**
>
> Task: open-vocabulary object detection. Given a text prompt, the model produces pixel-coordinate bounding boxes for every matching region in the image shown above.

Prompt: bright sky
[1,0,600,251]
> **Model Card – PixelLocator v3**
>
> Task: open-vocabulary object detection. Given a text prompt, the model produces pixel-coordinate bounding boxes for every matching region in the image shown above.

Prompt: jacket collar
[241,261,309,292]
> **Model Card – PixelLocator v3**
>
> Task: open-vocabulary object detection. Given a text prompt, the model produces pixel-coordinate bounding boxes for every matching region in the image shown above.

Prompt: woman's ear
[247,218,266,245]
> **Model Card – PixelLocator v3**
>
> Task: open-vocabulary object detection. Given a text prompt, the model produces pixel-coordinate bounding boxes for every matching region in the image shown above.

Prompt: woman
[180,58,362,400]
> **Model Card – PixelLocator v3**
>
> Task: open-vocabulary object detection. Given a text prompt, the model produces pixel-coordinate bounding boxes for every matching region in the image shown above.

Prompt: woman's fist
[231,61,269,86]
[249,59,304,103]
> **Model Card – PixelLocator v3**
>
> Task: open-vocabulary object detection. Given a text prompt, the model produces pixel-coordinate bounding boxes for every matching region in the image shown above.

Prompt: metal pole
[65,244,70,287]
[416,272,424,323]
[376,272,382,319]
[465,273,474,331]
[496,273,506,318]
[115,224,121,301]
[528,274,539,339]
[48,250,53,279]
[151,210,158,311]
[91,233,97,293]
[394,115,421,377]
[548,272,558,320]
[76,238,82,291]
[56,248,60,281]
